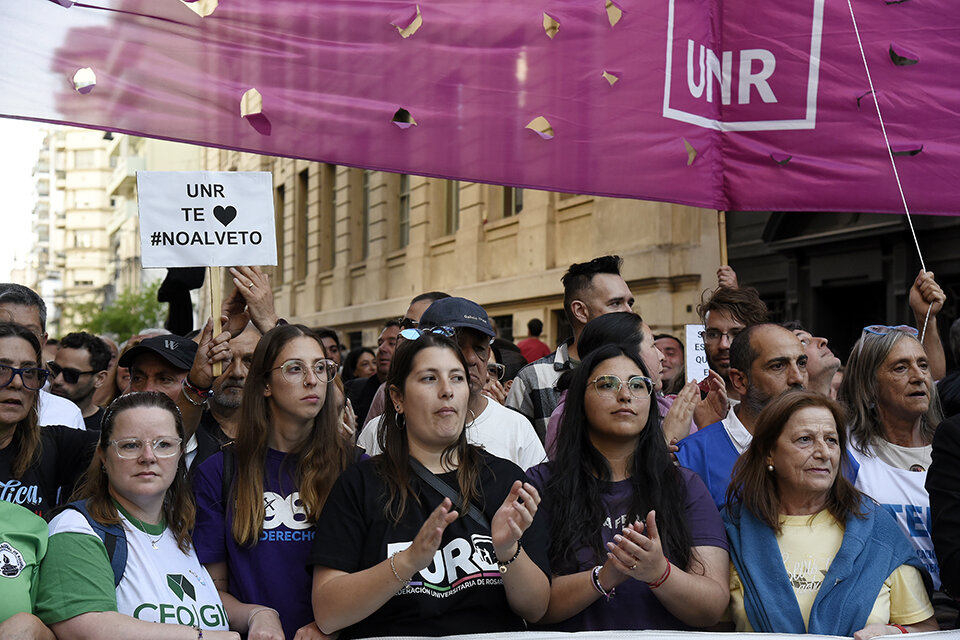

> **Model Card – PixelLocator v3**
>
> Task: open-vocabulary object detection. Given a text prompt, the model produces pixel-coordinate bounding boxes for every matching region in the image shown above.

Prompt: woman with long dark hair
[193,324,353,639]
[530,343,728,630]
[310,331,550,638]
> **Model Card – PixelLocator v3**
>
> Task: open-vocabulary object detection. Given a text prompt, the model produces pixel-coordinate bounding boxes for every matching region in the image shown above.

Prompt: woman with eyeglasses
[34,391,238,640]
[0,322,98,519]
[529,344,729,631]
[193,324,354,640]
[310,331,551,638]
[839,325,945,592]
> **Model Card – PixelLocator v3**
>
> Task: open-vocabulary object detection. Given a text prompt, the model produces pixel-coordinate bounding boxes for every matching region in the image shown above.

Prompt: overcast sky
[0,118,46,281]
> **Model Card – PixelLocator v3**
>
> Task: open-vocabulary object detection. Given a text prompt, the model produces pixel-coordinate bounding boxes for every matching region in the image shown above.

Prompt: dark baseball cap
[419,297,495,337]
[118,334,197,371]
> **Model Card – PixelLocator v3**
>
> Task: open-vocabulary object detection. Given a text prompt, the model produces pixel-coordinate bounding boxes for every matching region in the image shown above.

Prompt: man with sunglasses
[357,297,546,469]
[49,332,111,431]
[357,292,451,429]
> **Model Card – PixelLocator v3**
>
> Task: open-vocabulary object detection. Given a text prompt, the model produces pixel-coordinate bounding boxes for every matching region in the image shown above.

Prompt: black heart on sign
[213,205,237,226]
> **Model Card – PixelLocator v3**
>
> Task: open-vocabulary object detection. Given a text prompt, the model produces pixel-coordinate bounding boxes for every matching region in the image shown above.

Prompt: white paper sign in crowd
[685,323,710,384]
[137,171,277,268]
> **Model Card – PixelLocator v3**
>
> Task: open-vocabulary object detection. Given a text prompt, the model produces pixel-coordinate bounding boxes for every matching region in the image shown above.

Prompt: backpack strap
[64,499,127,587]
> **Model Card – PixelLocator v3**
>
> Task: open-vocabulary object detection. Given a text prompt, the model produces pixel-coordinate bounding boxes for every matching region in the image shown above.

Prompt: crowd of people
[1,255,958,640]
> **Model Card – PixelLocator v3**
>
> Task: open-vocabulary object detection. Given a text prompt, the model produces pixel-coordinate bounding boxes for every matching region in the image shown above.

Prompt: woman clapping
[310,330,550,638]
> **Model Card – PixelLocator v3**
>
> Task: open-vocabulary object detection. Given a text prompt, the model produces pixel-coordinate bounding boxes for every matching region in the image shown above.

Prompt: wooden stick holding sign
[210,266,223,376]
[136,171,278,377]
[718,210,728,266]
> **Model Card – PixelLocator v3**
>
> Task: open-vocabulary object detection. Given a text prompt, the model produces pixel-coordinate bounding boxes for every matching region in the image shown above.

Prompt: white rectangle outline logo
[662,0,825,132]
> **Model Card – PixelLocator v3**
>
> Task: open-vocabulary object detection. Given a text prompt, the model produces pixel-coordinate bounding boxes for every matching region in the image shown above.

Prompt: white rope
[845,0,933,341]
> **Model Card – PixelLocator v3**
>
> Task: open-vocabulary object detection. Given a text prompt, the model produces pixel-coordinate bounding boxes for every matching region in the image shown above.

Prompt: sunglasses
[47,360,102,384]
[399,326,456,341]
[0,364,49,390]
[858,325,920,358]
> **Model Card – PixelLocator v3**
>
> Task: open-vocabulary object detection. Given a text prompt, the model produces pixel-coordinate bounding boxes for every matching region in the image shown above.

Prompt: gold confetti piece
[683,139,697,166]
[602,71,619,85]
[73,67,96,94]
[605,0,622,27]
[526,116,555,140]
[543,13,560,39]
[392,108,417,128]
[394,5,423,38]
[240,88,263,118]
[181,0,218,18]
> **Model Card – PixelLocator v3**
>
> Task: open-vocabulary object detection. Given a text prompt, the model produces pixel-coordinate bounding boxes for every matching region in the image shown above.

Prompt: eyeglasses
[400,317,419,330]
[862,324,919,338]
[0,364,49,390]
[590,374,654,399]
[487,362,506,381]
[47,361,101,384]
[271,359,338,384]
[110,437,183,459]
[700,328,743,343]
[399,326,456,341]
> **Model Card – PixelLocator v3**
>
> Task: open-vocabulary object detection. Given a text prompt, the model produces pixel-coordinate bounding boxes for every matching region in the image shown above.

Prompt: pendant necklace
[126,512,165,550]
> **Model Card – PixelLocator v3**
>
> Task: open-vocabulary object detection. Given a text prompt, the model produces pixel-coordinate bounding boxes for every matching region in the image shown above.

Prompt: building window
[321,164,337,271]
[361,170,372,259]
[398,174,410,248]
[503,187,523,217]
[73,150,96,169]
[444,181,460,235]
[274,184,285,284]
[491,314,514,341]
[295,169,309,280]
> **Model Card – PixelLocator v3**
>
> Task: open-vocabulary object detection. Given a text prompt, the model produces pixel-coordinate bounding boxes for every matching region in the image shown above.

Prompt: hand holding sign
[221,266,280,336]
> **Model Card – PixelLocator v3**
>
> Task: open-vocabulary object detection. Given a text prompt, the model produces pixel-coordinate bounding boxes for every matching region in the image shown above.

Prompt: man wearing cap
[357,297,546,470]
[119,332,225,469]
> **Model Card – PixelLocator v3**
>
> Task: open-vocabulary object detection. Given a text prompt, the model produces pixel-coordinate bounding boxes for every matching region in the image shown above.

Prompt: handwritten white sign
[137,171,277,268]
[685,323,710,384]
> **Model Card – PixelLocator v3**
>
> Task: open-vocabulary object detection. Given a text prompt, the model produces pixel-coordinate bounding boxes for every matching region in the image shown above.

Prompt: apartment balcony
[108,155,146,197]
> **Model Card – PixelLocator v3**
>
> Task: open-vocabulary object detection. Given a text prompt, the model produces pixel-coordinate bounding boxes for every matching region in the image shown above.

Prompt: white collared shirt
[722,404,753,455]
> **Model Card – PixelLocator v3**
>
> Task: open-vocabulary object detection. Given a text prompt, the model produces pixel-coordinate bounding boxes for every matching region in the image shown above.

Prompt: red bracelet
[647,559,671,589]
[891,624,908,634]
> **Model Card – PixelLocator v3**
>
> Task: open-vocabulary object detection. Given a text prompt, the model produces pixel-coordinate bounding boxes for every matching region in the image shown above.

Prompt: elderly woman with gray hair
[839,325,943,591]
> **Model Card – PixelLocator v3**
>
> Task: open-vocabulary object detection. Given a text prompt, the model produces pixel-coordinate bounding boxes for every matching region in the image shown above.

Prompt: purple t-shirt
[193,449,314,640]
[526,463,727,631]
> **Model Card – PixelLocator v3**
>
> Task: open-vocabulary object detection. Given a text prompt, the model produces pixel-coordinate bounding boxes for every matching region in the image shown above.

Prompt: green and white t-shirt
[36,505,228,630]
[0,501,48,621]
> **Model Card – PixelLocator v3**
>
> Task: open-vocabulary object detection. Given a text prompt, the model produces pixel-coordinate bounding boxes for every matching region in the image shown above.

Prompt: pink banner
[2,0,958,214]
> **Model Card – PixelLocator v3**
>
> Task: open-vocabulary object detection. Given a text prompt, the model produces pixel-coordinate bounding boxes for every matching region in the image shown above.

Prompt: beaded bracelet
[193,625,203,639]
[591,565,615,600]
[390,550,411,586]
[497,541,522,573]
[647,559,672,589]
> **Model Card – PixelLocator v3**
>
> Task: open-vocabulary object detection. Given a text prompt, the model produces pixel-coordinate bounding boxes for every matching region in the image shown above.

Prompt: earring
[767,464,775,472]
[396,413,406,430]
[466,410,477,428]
